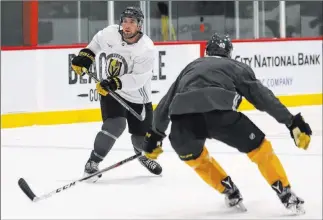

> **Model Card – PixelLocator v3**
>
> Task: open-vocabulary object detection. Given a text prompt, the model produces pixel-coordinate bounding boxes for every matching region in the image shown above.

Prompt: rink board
[1,38,322,128]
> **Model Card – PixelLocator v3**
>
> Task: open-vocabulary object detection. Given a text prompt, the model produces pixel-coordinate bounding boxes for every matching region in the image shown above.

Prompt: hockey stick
[84,69,146,122]
[18,152,142,202]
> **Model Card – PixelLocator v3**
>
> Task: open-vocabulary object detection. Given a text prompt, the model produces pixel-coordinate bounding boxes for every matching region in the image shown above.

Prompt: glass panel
[81,1,109,43]
[114,1,141,24]
[238,1,254,39]
[1,1,24,46]
[286,1,323,37]
[301,1,323,37]
[149,1,172,41]
[38,1,78,45]
[170,1,236,41]
[259,1,280,38]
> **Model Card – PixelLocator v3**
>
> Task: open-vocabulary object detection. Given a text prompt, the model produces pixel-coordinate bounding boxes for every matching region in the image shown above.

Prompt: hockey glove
[287,113,312,150]
[71,48,95,76]
[96,77,122,96]
[143,130,165,160]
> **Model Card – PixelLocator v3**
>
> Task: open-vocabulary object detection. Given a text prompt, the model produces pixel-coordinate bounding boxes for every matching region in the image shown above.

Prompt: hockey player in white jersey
[71,6,162,182]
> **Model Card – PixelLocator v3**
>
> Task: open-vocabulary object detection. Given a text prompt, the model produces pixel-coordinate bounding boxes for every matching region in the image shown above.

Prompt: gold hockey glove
[287,113,312,150]
[71,48,95,76]
[143,130,165,160]
[96,77,122,96]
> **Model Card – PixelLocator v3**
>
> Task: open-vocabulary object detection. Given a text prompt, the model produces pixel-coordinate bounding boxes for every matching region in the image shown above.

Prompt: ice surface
[1,106,322,219]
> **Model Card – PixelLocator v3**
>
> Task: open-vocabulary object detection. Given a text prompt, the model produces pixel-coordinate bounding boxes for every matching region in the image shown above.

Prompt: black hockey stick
[18,152,142,202]
[84,69,146,122]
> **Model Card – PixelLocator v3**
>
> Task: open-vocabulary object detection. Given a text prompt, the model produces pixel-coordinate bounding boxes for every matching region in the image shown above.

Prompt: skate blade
[234,201,247,212]
[83,172,100,183]
[288,204,305,215]
[226,200,247,212]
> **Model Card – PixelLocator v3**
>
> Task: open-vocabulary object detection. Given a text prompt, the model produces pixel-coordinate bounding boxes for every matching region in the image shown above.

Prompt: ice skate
[138,155,162,175]
[83,159,102,183]
[221,176,247,212]
[272,181,305,215]
[134,146,163,175]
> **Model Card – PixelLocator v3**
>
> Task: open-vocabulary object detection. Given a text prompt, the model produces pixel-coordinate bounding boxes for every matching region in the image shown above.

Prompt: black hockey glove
[143,129,166,160]
[96,77,122,96]
[287,113,312,150]
[71,48,95,76]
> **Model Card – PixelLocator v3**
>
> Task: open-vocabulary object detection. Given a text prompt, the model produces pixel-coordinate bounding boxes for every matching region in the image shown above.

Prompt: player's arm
[143,74,182,160]
[86,29,105,54]
[71,28,107,76]
[118,48,155,91]
[153,79,179,134]
[71,28,122,96]
[236,66,293,124]
[236,66,312,150]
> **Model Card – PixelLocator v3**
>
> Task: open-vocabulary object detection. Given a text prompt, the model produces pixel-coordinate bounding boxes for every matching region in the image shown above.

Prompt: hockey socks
[247,138,290,187]
[184,146,228,193]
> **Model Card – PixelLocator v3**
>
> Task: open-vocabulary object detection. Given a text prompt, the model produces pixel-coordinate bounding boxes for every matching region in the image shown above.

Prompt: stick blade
[18,178,37,201]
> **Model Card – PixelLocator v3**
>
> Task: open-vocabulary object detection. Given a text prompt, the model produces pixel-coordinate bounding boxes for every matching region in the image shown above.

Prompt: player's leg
[169,113,244,209]
[206,110,304,213]
[84,94,127,182]
[127,102,162,175]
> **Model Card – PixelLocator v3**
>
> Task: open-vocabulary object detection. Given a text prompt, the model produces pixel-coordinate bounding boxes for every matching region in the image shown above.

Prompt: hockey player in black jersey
[142,33,312,214]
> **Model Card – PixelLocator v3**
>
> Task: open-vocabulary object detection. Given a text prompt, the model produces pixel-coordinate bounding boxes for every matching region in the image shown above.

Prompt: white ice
[1,106,322,219]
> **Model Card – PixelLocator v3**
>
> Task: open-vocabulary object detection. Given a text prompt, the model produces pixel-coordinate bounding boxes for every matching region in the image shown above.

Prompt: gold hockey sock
[247,139,290,187]
[185,146,228,193]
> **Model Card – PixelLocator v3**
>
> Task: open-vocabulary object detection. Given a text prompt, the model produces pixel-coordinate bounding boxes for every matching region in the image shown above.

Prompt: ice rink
[1,106,322,219]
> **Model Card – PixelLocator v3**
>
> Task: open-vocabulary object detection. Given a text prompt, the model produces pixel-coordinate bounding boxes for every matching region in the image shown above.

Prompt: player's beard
[123,31,137,39]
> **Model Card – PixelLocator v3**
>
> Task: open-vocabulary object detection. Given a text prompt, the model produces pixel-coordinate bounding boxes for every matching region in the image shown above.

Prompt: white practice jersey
[86,24,155,104]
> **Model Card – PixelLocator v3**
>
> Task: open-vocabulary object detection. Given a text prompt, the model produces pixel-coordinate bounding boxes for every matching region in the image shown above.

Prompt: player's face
[121,17,140,39]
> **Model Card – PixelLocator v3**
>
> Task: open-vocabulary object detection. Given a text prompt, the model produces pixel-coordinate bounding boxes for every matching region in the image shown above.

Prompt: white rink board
[1,44,200,114]
[1,40,322,114]
[232,40,322,95]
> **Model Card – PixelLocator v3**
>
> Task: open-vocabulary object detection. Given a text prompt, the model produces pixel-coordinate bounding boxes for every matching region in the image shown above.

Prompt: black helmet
[205,33,233,58]
[120,6,144,27]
